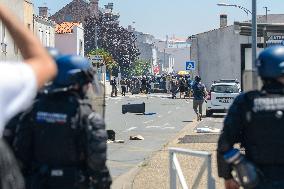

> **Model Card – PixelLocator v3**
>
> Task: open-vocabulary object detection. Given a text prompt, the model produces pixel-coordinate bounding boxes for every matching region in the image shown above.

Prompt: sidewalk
[112,120,225,189]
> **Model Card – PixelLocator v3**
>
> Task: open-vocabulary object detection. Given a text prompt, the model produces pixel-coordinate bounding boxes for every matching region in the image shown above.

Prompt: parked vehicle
[206,79,241,117]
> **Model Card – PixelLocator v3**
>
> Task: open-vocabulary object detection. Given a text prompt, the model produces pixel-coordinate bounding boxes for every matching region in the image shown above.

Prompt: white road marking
[163,123,170,126]
[124,127,137,132]
[144,120,154,124]
[146,126,161,129]
[167,111,172,114]
[158,115,163,118]
[162,127,175,130]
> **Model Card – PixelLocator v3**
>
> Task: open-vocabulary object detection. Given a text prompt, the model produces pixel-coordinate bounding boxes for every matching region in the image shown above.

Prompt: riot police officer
[3,47,62,147]
[13,55,111,189]
[192,76,207,121]
[217,45,284,189]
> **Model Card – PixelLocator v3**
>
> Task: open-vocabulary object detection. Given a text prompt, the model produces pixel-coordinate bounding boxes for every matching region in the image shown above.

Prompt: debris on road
[130,135,145,140]
[195,127,221,133]
[122,102,145,114]
[114,140,125,143]
[107,130,116,141]
[144,112,156,116]
[107,139,125,144]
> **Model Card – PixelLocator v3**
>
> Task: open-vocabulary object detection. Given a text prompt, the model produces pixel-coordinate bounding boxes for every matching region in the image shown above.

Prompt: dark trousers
[193,99,204,115]
[111,86,117,97]
[121,86,126,96]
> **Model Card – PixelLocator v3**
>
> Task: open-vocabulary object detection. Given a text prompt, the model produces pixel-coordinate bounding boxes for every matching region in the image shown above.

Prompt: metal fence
[169,148,216,189]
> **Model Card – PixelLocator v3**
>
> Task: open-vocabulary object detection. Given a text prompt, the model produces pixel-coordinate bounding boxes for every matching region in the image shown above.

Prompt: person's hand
[225,179,240,189]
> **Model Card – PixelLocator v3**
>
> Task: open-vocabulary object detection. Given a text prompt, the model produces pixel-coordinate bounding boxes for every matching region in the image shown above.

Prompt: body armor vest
[242,91,284,165]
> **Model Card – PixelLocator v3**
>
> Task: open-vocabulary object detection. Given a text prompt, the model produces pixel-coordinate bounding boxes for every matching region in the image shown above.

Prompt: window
[1,22,6,43]
[79,39,83,56]
[14,42,18,54]
[39,28,43,44]
[1,22,7,53]
[211,85,239,93]
[46,30,50,46]
[65,15,73,22]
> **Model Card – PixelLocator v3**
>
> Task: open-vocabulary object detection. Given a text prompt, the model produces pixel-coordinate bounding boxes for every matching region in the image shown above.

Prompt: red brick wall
[50,0,90,24]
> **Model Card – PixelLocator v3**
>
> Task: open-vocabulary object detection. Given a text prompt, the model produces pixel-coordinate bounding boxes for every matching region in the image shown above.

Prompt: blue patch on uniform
[36,112,67,124]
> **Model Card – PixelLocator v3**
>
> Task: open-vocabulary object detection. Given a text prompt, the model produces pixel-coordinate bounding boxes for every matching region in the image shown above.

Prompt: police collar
[262,80,284,94]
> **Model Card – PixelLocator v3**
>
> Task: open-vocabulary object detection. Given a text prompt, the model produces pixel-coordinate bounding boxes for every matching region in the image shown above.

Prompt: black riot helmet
[48,55,105,118]
[257,45,284,80]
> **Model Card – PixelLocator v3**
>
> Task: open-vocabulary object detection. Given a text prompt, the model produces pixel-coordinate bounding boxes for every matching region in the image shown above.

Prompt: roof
[188,14,284,39]
[55,22,81,34]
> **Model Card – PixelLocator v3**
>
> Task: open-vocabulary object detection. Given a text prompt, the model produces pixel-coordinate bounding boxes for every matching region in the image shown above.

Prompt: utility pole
[263,6,270,23]
[252,0,258,90]
[164,49,166,74]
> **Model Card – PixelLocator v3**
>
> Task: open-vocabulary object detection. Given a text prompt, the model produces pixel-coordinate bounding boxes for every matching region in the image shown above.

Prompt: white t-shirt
[0,62,37,135]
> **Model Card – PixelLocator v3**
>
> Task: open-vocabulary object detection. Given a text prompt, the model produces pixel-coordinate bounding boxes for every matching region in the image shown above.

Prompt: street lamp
[218,1,258,90]
[217,3,252,15]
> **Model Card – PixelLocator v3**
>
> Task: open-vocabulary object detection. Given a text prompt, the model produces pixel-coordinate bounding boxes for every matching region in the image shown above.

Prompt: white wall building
[189,14,284,91]
[34,16,56,48]
[0,0,24,61]
[55,22,84,56]
[154,37,190,73]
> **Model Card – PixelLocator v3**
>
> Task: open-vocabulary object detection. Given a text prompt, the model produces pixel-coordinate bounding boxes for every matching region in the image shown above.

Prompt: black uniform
[13,92,111,189]
[217,82,284,188]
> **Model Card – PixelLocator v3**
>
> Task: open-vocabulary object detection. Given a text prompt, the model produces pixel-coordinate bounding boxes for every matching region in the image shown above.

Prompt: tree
[130,59,152,77]
[87,48,118,74]
[84,12,140,75]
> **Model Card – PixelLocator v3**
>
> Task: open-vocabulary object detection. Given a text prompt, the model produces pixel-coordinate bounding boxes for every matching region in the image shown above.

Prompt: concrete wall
[23,0,34,30]
[55,25,84,56]
[74,26,84,56]
[190,26,250,89]
[0,0,24,61]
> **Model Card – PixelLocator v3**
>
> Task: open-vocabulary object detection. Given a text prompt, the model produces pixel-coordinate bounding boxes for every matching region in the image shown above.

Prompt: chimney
[90,0,99,18]
[128,25,132,31]
[220,14,228,28]
[38,6,48,18]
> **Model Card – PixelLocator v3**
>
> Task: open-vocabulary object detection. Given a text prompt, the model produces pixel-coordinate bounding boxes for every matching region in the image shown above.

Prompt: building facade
[189,14,284,90]
[0,0,24,61]
[154,37,190,74]
[50,0,100,24]
[55,22,84,56]
[130,27,159,75]
[23,0,33,30]
[33,20,56,48]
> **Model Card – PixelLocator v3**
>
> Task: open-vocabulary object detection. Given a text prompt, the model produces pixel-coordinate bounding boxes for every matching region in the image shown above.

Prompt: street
[105,94,196,179]
[105,93,225,181]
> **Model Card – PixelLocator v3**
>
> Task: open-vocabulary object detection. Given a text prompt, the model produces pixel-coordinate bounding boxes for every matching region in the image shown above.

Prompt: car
[206,79,241,117]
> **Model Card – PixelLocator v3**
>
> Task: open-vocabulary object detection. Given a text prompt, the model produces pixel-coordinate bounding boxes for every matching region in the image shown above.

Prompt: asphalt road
[105,93,195,180]
[194,114,225,133]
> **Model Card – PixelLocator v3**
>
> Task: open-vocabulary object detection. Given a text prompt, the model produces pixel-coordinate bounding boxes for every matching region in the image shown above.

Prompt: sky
[33,0,284,40]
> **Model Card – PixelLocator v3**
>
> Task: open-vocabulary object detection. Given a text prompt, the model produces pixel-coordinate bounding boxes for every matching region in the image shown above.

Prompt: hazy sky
[33,0,284,39]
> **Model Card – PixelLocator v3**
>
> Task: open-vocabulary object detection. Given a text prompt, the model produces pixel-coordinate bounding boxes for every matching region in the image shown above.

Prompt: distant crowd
[109,74,194,98]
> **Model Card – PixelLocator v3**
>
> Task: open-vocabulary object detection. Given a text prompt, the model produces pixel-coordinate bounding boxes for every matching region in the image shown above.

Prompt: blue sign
[186,61,195,71]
